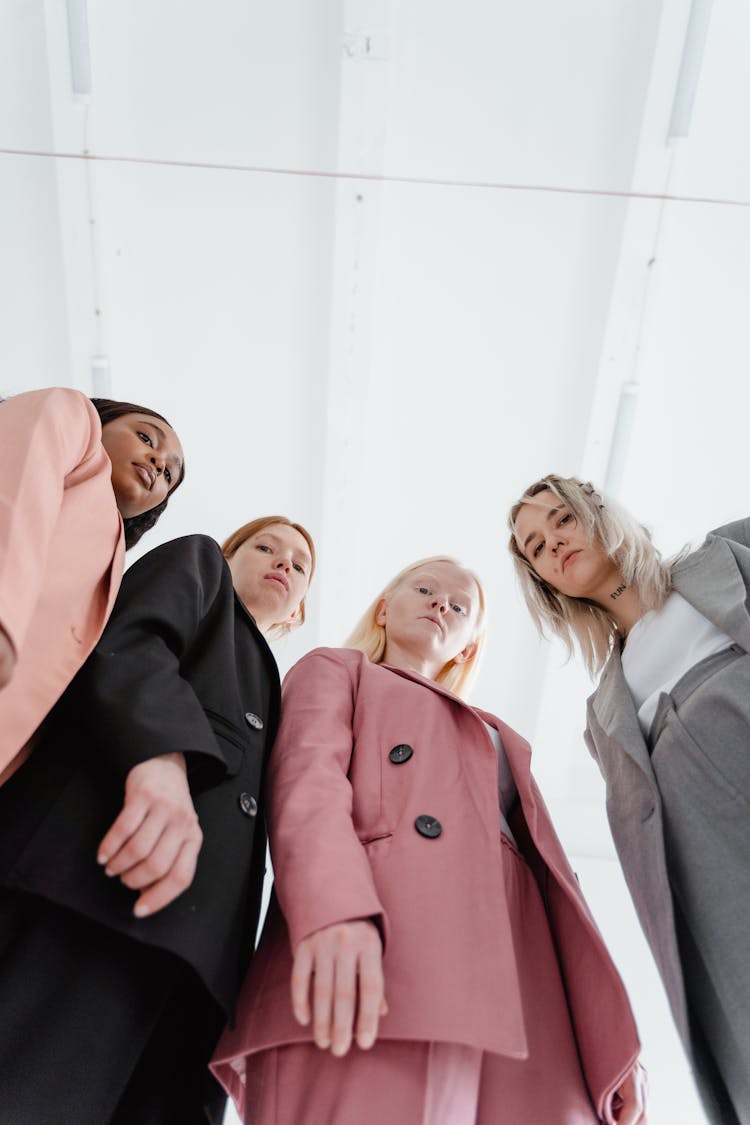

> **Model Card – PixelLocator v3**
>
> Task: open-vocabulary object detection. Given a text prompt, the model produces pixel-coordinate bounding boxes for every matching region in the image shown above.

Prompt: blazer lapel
[380,666,517,831]
[473,708,536,817]
[672,534,750,651]
[589,645,654,780]
[379,662,475,708]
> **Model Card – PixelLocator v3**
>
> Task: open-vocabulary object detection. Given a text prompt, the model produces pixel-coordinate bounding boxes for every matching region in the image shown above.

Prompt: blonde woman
[509,475,750,1125]
[212,556,645,1124]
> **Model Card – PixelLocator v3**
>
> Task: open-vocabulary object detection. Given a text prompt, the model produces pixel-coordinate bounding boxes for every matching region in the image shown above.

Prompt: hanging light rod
[668,0,714,140]
[65,0,92,98]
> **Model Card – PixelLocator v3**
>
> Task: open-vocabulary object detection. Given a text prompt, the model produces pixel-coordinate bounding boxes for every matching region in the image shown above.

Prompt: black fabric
[0,888,224,1125]
[0,534,281,1018]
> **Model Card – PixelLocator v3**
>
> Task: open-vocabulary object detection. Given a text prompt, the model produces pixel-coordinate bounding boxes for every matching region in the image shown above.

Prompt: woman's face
[226,523,312,634]
[513,490,618,599]
[101,414,184,519]
[377,560,480,679]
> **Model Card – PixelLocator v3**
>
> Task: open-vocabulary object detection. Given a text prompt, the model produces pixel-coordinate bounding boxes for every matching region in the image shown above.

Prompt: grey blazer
[584,516,750,1049]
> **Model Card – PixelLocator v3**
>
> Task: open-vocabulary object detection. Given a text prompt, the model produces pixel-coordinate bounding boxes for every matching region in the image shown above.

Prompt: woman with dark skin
[0,515,315,1125]
[509,475,750,1125]
[0,386,185,780]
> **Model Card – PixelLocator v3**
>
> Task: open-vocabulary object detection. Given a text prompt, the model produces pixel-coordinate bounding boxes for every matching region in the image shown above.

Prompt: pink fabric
[0,388,124,775]
[221,841,599,1124]
[212,649,640,1117]
[423,1042,482,1124]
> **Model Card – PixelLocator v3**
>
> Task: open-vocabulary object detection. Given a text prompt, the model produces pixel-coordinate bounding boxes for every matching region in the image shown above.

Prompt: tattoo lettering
[610,584,627,600]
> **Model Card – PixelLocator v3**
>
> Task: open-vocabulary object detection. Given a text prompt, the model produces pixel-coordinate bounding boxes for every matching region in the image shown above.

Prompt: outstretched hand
[0,625,16,691]
[291,919,388,1056]
[97,752,203,917]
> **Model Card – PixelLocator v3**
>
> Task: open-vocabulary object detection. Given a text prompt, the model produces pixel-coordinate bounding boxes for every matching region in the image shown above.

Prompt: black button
[245,712,264,730]
[239,793,258,817]
[415,815,442,839]
[388,743,413,764]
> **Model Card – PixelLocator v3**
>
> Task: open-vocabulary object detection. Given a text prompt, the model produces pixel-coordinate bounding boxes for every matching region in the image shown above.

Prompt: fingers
[291,921,386,1057]
[107,815,200,886]
[97,794,151,869]
[313,949,336,1051]
[96,754,202,916]
[331,943,357,1056]
[133,836,202,917]
[291,942,314,1028]
[354,930,386,1051]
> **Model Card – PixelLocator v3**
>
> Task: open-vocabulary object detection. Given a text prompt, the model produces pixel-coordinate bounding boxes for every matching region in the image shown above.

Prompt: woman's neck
[595,580,645,638]
[381,640,439,682]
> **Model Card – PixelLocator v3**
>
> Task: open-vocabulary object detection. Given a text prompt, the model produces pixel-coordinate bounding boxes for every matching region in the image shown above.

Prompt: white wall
[0,0,71,396]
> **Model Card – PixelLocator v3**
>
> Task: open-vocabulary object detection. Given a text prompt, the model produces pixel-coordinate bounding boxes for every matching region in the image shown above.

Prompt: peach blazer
[0,387,124,778]
[212,648,640,1121]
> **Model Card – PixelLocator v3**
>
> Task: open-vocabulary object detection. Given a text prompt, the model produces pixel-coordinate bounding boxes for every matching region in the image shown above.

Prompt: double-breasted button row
[389,743,413,764]
[245,712,264,730]
[414,814,442,839]
[239,792,258,817]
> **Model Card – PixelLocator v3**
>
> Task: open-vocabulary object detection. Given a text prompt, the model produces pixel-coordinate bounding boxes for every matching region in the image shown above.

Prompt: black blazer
[0,535,280,1018]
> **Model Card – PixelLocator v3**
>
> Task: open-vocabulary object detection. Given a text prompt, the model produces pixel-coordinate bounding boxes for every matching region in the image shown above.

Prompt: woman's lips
[264,573,289,591]
[562,549,581,571]
[134,464,155,490]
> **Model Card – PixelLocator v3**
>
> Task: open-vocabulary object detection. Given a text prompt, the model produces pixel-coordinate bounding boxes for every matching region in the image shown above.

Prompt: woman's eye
[417,586,430,595]
[164,467,172,485]
[559,512,573,526]
[293,562,305,575]
[256,544,271,553]
[532,542,543,559]
[137,431,153,446]
[451,604,466,616]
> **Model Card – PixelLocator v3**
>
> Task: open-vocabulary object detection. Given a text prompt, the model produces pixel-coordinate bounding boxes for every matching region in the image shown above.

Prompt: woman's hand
[97,752,203,917]
[0,625,16,690]
[291,919,388,1056]
[611,1062,648,1124]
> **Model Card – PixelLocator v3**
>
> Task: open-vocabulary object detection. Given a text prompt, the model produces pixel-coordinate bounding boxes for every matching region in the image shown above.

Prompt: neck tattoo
[610,583,627,601]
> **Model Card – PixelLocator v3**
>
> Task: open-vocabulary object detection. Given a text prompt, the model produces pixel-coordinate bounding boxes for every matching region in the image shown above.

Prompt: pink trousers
[239,840,598,1124]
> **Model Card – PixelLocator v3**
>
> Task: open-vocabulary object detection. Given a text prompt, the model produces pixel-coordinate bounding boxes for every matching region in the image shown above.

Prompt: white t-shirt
[621,591,734,736]
[481,720,518,844]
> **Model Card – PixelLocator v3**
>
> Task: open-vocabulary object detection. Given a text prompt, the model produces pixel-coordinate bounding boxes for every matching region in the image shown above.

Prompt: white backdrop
[3,2,749,1121]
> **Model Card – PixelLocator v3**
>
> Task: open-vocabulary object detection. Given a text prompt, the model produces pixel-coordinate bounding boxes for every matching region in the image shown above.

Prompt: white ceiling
[4,3,749,1119]
[3,0,749,824]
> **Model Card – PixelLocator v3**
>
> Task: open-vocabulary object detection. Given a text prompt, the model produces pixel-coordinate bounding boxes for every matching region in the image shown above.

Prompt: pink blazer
[0,388,125,778]
[212,648,640,1118]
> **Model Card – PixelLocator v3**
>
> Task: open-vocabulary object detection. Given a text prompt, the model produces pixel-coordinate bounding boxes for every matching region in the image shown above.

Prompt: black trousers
[0,888,226,1125]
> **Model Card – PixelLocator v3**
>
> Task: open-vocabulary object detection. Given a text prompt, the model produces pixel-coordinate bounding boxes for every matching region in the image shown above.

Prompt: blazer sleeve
[0,387,107,655]
[73,535,229,781]
[266,648,387,953]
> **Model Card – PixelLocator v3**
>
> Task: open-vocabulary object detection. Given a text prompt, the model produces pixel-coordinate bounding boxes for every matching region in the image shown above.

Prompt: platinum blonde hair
[345,556,487,698]
[508,475,677,676]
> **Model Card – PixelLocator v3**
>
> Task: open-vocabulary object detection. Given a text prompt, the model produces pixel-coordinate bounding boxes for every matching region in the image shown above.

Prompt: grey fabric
[585,520,750,1125]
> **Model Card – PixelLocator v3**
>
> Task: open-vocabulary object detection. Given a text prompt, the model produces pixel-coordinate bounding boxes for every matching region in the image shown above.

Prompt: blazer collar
[672,533,750,651]
[379,663,540,825]
[379,661,470,708]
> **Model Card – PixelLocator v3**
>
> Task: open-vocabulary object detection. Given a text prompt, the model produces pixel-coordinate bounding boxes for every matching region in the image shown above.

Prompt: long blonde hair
[508,475,676,676]
[345,556,487,698]
[222,515,316,639]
